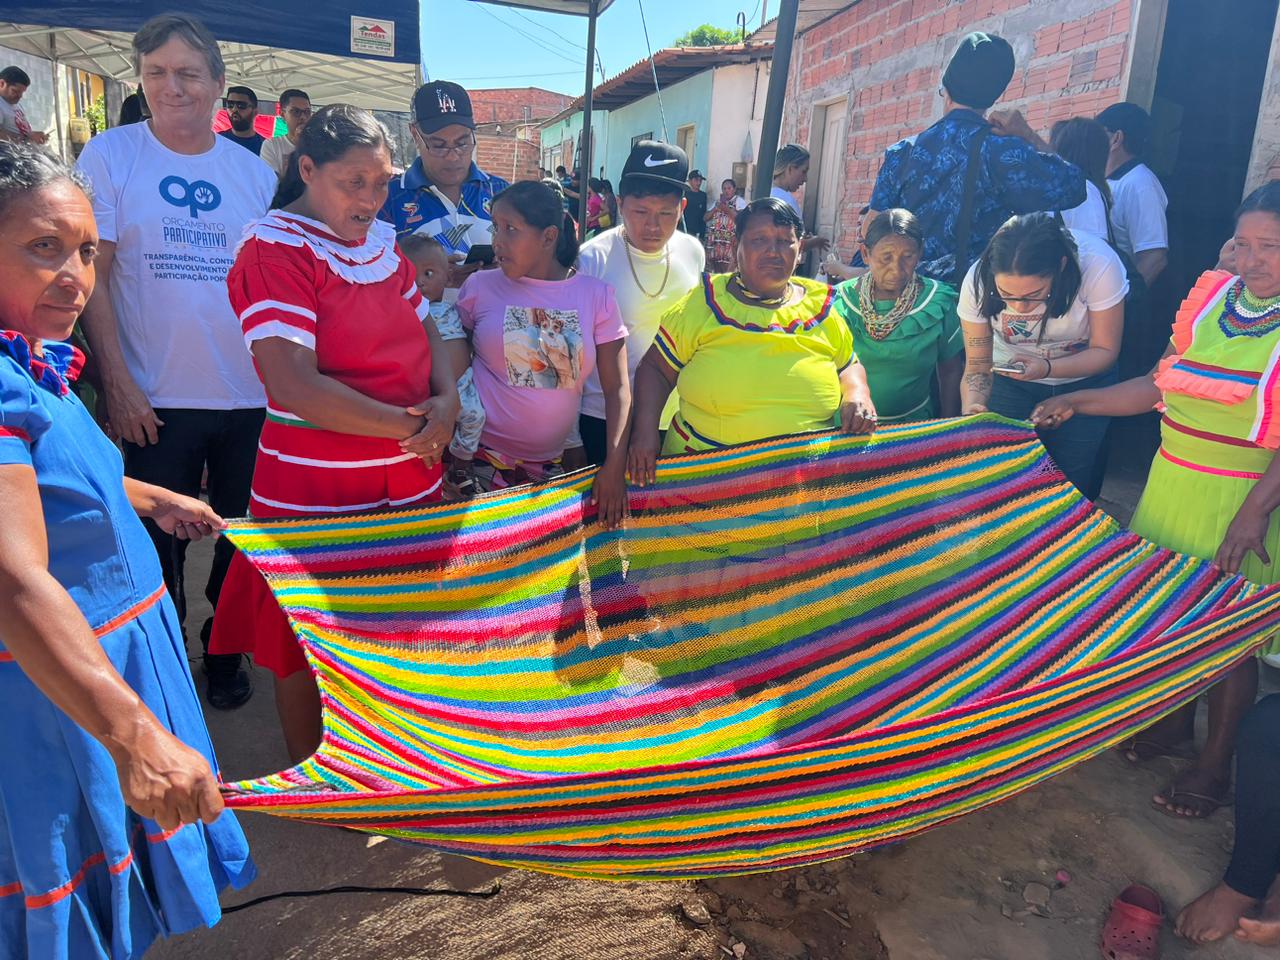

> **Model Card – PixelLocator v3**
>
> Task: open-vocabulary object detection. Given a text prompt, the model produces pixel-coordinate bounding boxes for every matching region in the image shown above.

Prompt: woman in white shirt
[960,213,1127,498]
[1050,117,1112,240]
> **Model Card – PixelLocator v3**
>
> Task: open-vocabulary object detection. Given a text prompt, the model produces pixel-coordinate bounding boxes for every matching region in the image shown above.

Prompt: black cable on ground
[222,883,501,914]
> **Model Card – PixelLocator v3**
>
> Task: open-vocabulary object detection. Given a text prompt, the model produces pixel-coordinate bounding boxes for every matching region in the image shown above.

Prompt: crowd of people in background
[5,8,1280,958]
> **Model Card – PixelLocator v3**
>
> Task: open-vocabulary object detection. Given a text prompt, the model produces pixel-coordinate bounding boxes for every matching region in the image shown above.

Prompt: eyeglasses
[285,106,312,119]
[420,133,476,158]
[223,99,254,111]
[996,290,1052,306]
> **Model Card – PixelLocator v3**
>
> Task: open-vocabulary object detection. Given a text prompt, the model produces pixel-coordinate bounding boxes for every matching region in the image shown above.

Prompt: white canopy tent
[0,22,420,114]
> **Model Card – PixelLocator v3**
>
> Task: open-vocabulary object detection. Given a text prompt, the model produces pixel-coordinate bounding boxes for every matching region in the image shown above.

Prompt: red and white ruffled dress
[210,211,441,678]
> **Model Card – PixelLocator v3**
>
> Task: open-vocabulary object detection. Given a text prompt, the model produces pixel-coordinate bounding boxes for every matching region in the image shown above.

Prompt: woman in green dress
[832,209,964,421]
[1032,181,1280,821]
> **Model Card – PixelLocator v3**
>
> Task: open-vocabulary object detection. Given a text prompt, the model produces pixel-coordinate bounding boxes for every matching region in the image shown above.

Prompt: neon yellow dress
[653,275,856,454]
[1130,270,1280,589]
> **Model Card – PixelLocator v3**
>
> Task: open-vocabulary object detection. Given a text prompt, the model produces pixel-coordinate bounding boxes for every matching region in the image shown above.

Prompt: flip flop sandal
[1101,884,1164,960]
[1152,787,1229,820]
[1119,738,1191,765]
[446,464,477,500]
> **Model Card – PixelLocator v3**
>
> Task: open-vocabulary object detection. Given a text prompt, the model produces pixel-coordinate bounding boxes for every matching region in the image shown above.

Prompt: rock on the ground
[729,921,806,960]
[1022,882,1052,909]
[682,902,714,927]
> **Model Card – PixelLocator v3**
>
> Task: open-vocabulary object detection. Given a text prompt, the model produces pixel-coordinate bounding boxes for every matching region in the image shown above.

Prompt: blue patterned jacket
[869,109,1086,282]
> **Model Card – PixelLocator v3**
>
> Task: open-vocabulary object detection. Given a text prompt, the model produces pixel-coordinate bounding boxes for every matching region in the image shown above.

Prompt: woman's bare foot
[1175,883,1258,943]
[1152,768,1230,819]
[1237,877,1280,945]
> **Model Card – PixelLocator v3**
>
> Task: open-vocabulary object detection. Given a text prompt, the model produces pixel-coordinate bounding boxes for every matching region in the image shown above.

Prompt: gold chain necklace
[621,228,671,299]
[856,274,922,341]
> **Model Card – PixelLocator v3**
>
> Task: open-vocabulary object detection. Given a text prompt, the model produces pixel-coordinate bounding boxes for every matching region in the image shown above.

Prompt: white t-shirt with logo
[1108,162,1168,257]
[77,122,276,409]
[575,227,705,420]
[958,228,1128,386]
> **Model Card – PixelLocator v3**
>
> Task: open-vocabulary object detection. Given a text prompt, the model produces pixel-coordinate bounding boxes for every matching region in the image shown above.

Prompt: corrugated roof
[554,43,774,114]
[748,0,857,43]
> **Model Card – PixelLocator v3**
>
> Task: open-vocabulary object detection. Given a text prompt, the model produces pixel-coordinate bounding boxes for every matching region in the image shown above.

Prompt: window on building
[632,132,654,148]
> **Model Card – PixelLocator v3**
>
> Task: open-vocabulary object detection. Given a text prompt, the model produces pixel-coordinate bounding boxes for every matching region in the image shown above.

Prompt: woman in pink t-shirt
[456,180,630,525]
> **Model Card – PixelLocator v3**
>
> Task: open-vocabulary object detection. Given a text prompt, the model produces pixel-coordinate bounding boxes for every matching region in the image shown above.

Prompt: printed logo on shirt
[502,307,583,389]
[158,175,222,218]
[435,221,474,253]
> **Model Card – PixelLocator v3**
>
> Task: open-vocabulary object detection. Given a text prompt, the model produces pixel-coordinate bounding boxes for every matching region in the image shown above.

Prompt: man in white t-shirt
[1097,102,1168,288]
[77,14,277,710]
[260,88,311,178]
[567,141,705,466]
[0,66,48,145]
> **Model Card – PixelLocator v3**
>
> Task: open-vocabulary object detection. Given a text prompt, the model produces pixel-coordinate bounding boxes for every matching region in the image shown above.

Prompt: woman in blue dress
[0,144,253,956]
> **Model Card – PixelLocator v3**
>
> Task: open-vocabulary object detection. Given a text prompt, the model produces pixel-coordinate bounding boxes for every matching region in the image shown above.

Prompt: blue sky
[421,0,765,95]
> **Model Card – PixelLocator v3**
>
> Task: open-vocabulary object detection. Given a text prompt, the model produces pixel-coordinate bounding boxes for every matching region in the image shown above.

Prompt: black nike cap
[619,140,689,194]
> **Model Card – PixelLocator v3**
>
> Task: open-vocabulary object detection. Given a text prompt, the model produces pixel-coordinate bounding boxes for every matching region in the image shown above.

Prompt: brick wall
[476,131,544,184]
[783,0,1136,258]
[469,87,572,124]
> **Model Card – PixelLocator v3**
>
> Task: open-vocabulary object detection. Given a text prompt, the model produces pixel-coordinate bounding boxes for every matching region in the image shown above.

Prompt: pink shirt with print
[456,270,627,463]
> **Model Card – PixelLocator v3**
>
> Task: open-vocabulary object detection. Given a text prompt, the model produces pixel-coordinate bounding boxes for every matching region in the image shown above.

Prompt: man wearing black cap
[1097,102,1168,289]
[867,31,1085,286]
[380,80,510,296]
[681,170,708,242]
[565,141,705,467]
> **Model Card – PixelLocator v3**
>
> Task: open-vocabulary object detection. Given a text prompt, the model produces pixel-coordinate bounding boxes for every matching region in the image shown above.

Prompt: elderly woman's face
[0,180,97,342]
[736,214,801,293]
[1235,211,1280,300]
[862,234,922,298]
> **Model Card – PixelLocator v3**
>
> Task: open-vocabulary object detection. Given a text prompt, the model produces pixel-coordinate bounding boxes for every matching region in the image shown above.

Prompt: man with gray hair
[78,14,276,710]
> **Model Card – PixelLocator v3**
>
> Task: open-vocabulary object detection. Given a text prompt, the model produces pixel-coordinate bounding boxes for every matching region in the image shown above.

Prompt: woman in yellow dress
[628,197,876,483]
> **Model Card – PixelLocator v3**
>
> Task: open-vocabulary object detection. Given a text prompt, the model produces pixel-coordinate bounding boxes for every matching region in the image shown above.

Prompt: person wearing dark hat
[867,31,1086,286]
[1097,102,1168,289]
[380,80,510,297]
[563,141,705,467]
[681,169,708,241]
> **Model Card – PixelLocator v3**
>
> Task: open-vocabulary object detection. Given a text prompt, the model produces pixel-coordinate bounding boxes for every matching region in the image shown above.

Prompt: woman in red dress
[211,105,459,762]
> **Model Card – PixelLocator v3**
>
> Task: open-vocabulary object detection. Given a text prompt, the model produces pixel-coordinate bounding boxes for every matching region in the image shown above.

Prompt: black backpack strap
[951,126,990,288]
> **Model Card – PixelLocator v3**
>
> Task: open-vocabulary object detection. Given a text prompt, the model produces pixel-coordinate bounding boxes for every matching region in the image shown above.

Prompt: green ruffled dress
[832,275,963,422]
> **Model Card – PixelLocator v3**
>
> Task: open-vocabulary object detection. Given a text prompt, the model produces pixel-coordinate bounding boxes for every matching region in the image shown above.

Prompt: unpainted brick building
[771,0,1280,296]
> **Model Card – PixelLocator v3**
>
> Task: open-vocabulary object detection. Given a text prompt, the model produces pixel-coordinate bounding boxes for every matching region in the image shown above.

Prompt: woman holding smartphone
[958,213,1127,498]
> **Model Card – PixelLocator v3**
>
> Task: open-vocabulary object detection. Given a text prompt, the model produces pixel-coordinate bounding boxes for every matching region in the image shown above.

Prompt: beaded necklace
[1220,279,1280,338]
[730,273,797,307]
[856,274,922,341]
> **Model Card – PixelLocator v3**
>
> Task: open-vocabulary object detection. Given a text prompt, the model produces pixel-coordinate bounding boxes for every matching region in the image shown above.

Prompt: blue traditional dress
[0,331,254,959]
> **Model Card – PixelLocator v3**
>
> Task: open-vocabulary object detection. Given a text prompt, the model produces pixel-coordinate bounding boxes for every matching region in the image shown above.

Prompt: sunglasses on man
[223,98,254,111]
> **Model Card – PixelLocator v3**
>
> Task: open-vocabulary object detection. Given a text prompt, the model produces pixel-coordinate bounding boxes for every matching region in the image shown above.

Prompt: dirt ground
[151,424,1270,960]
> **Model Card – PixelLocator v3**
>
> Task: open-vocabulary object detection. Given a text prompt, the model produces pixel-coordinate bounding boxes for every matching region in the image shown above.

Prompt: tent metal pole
[48,35,66,161]
[577,0,599,241]
[752,0,798,200]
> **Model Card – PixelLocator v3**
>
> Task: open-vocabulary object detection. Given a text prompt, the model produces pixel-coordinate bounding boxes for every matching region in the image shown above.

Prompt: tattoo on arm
[963,371,993,408]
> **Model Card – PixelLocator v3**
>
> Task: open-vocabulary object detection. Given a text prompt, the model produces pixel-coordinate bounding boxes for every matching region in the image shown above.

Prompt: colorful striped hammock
[222,416,1280,880]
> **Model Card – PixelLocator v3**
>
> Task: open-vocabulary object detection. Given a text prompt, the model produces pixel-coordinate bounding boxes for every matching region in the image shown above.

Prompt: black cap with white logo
[412,80,475,135]
[619,140,689,194]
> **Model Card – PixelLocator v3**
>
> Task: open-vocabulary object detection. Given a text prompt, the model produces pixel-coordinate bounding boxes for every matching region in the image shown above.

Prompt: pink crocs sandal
[1101,884,1164,960]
